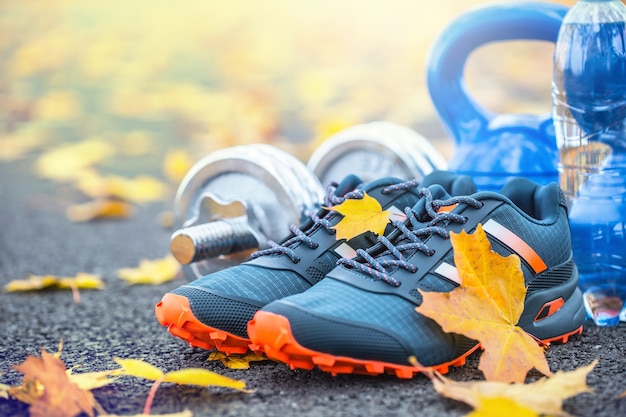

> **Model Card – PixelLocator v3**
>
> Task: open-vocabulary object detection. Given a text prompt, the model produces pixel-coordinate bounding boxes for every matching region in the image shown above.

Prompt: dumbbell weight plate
[307,121,447,186]
[173,144,325,279]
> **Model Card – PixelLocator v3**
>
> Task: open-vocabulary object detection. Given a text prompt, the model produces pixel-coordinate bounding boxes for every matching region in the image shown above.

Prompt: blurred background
[0,0,575,201]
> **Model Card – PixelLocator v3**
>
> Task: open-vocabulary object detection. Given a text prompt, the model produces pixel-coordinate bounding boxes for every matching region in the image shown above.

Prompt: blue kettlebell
[427,2,568,191]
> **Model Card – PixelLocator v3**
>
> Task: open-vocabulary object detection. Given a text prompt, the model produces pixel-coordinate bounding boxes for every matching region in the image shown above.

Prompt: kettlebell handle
[427,2,568,145]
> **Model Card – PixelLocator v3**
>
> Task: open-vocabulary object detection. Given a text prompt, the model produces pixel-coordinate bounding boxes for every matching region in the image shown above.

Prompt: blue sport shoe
[156,171,474,354]
[247,178,586,377]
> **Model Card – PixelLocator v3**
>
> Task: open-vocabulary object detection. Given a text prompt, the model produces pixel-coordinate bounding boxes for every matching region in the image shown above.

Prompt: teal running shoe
[248,178,585,377]
[156,171,475,354]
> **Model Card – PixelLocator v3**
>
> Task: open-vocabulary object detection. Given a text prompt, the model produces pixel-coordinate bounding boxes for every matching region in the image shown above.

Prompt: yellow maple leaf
[328,191,391,240]
[57,273,106,290]
[35,138,115,182]
[33,90,81,121]
[429,360,596,417]
[117,255,181,285]
[111,175,168,203]
[163,149,195,184]
[66,368,121,391]
[119,130,155,156]
[0,128,49,161]
[74,173,168,203]
[66,199,133,222]
[3,273,104,292]
[415,224,550,383]
[208,351,268,370]
[467,397,538,417]
[113,358,249,392]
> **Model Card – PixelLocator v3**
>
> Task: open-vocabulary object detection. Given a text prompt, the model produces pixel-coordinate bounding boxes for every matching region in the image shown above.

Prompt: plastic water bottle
[552,0,626,326]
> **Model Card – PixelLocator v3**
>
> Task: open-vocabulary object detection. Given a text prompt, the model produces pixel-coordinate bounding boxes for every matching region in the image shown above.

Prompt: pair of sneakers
[155,171,585,378]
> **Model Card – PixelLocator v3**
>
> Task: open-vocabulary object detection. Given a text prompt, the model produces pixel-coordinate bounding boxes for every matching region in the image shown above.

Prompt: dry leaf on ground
[416,224,550,383]
[163,149,194,183]
[0,382,12,399]
[12,350,98,417]
[75,172,168,203]
[113,358,249,392]
[66,199,133,222]
[4,273,104,292]
[428,360,596,417]
[327,191,391,240]
[35,138,115,182]
[66,368,121,391]
[0,129,49,161]
[467,397,537,417]
[208,351,268,370]
[117,255,181,285]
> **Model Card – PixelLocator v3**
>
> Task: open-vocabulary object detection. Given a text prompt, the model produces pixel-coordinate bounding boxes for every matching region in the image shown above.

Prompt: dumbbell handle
[170,218,260,264]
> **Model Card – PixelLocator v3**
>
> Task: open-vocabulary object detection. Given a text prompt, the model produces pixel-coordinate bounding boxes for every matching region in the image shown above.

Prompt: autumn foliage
[417,224,550,383]
[328,191,393,240]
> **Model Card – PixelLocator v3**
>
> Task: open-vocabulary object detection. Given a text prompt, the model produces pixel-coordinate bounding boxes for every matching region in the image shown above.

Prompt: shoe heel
[522,287,586,342]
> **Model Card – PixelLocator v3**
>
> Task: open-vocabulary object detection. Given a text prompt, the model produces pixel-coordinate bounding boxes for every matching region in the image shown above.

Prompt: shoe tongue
[333,174,365,197]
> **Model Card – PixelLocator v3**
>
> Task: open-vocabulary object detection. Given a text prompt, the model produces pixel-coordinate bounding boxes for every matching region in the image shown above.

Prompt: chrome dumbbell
[170,144,326,279]
[171,122,448,280]
[308,121,447,187]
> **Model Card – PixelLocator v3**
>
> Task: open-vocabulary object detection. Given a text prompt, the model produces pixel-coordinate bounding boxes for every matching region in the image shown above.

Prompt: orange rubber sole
[247,311,584,379]
[155,293,252,355]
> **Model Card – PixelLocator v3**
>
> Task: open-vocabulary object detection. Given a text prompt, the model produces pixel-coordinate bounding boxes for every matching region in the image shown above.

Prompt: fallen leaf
[1,382,12,399]
[117,255,181,285]
[108,175,169,203]
[33,90,81,121]
[164,368,250,392]
[13,350,97,417]
[113,358,249,392]
[35,138,115,181]
[66,199,133,222]
[6,379,42,405]
[114,358,164,381]
[0,128,49,161]
[416,224,550,383]
[75,173,169,203]
[467,397,538,417]
[429,360,596,417]
[327,191,391,240]
[3,275,58,292]
[208,351,268,369]
[3,273,105,292]
[163,149,194,183]
[57,273,106,290]
[119,130,155,156]
[66,368,121,391]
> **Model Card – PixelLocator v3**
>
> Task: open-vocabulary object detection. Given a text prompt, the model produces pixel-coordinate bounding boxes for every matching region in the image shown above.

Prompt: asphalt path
[1,156,625,417]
